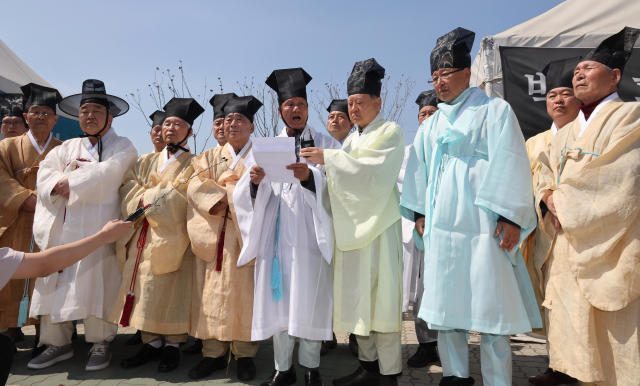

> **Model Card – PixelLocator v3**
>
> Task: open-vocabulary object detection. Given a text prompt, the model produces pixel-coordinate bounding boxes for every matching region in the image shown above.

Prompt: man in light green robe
[300,58,405,386]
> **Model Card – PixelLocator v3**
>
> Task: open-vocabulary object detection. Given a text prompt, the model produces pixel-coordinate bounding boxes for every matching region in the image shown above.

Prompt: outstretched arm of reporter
[12,220,133,279]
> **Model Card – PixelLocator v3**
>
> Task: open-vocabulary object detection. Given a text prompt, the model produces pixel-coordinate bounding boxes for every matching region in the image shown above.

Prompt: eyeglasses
[1,121,24,127]
[428,68,465,84]
[28,110,54,117]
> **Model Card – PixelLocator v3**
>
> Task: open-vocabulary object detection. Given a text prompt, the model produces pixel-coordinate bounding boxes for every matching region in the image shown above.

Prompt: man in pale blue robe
[400,28,542,386]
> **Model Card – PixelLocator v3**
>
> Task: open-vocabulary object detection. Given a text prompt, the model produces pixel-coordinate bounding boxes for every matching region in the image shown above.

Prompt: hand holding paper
[252,137,299,183]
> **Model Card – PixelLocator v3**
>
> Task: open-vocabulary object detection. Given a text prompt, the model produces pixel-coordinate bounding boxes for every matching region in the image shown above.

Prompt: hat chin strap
[79,111,109,162]
[167,128,191,153]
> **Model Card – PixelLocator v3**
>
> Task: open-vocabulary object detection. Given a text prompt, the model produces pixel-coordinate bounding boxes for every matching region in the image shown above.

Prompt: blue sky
[3,0,562,153]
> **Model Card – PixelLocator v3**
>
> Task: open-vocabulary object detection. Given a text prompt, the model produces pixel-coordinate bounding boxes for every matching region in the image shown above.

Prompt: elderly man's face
[573,61,621,105]
[224,113,254,150]
[1,116,28,138]
[213,118,227,146]
[327,111,353,141]
[79,103,111,136]
[150,125,164,147]
[418,106,438,125]
[25,106,58,134]
[280,97,308,134]
[162,116,191,145]
[348,94,381,128]
[546,87,581,127]
[432,68,471,103]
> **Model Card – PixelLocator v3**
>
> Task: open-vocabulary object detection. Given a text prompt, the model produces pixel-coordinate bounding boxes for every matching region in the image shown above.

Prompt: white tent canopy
[470,0,640,97]
[0,38,80,140]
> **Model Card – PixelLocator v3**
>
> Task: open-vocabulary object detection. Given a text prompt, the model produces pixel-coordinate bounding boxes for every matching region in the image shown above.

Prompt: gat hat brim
[58,93,129,117]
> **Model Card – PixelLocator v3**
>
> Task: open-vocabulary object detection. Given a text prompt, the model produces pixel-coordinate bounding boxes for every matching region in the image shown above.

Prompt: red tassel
[120,293,135,327]
[215,208,229,272]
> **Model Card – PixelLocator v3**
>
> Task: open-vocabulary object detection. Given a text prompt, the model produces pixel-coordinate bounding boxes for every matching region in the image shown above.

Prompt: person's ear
[376,96,382,110]
[611,68,622,86]
[107,114,114,128]
[250,123,255,135]
[53,115,59,126]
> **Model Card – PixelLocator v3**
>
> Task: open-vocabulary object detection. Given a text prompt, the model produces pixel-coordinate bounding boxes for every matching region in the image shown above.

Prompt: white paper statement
[252,137,298,183]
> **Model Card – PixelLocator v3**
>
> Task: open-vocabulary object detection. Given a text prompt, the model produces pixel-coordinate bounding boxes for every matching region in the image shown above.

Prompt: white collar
[577,92,618,138]
[551,123,558,136]
[159,145,188,173]
[226,138,252,169]
[278,124,316,139]
[357,113,383,136]
[27,130,52,155]
[82,127,115,159]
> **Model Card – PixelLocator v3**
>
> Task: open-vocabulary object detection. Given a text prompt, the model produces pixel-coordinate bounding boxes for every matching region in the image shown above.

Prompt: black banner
[500,46,640,140]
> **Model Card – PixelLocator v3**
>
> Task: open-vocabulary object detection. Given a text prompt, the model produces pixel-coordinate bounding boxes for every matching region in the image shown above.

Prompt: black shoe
[126,330,142,346]
[188,356,226,379]
[158,345,180,372]
[183,338,203,355]
[305,368,324,386]
[72,326,78,341]
[380,375,398,386]
[440,376,475,386]
[31,337,46,359]
[348,334,359,357]
[120,344,163,368]
[13,328,25,343]
[407,343,439,368]
[332,367,380,386]
[237,357,257,381]
[321,333,337,356]
[529,368,579,386]
[261,365,297,386]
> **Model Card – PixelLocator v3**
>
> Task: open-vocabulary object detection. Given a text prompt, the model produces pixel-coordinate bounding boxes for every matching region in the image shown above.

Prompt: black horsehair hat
[0,93,26,121]
[149,110,166,127]
[20,83,63,113]
[209,93,238,120]
[327,99,349,119]
[265,68,312,105]
[415,90,440,110]
[542,57,581,93]
[580,26,640,73]
[162,98,205,127]
[58,79,129,117]
[347,58,385,97]
[430,27,475,74]
[222,95,263,123]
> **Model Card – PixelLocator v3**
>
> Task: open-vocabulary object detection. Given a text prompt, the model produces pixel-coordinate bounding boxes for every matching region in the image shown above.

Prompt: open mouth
[292,116,302,123]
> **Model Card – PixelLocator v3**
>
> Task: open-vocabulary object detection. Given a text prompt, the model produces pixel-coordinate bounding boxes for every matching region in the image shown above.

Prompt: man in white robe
[28,79,137,371]
[236,68,340,386]
[302,58,406,386]
[400,90,440,369]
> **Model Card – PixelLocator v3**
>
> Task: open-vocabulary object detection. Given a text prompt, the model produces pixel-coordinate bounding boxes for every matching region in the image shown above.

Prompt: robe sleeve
[474,100,537,265]
[33,145,71,250]
[324,124,405,251]
[67,138,138,206]
[0,141,33,233]
[399,122,433,250]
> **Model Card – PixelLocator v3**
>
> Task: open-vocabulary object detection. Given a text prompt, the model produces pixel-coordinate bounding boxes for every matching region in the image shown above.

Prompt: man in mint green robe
[400,28,541,386]
[300,58,405,386]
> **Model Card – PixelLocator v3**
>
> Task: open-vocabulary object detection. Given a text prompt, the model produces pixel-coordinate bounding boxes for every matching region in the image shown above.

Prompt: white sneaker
[27,344,73,369]
[86,341,112,371]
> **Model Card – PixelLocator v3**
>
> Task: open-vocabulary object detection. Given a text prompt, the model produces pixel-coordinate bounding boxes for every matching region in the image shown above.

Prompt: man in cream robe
[535,27,640,385]
[400,28,541,386]
[186,95,261,381]
[111,98,202,373]
[237,68,339,386]
[29,79,137,371]
[525,57,582,386]
[302,59,405,386]
[0,85,61,351]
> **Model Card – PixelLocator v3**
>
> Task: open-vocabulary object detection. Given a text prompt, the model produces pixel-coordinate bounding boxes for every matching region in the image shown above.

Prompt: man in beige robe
[525,57,582,386]
[110,98,202,373]
[186,95,262,381]
[535,27,640,385]
[0,84,62,354]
